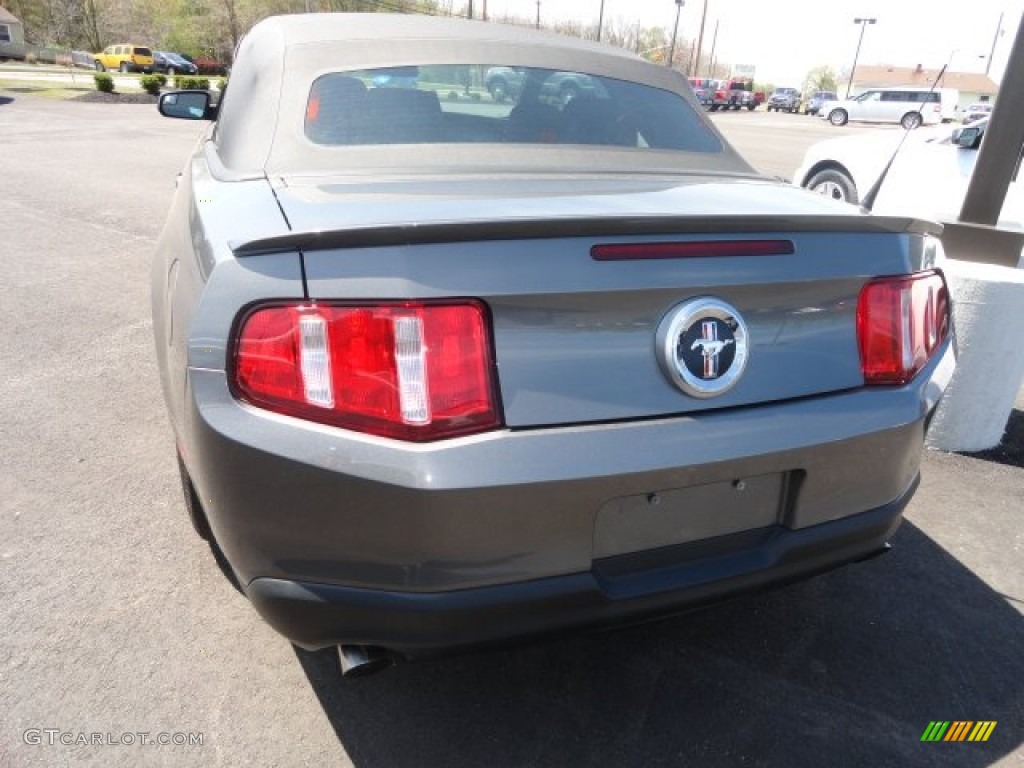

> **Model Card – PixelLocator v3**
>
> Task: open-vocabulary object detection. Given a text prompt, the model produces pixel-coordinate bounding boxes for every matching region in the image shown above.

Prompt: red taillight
[305,96,320,122]
[591,240,794,261]
[857,271,950,385]
[233,301,500,441]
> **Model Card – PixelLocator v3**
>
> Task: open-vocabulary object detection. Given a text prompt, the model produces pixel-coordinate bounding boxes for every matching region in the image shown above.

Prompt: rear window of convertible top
[304,65,722,153]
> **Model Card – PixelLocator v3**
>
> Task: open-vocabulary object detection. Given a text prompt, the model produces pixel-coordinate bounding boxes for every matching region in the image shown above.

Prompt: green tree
[803,65,837,94]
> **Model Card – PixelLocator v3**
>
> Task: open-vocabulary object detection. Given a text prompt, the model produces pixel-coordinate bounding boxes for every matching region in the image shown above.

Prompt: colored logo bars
[921,721,997,742]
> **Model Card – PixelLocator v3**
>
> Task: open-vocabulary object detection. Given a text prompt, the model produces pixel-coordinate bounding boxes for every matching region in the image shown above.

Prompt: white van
[820,87,959,129]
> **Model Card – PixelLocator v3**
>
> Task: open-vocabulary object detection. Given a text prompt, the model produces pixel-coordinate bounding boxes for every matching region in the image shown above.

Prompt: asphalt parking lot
[1,94,1021,767]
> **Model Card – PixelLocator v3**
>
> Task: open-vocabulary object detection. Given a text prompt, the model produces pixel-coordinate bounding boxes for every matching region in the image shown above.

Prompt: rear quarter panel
[151,141,298,436]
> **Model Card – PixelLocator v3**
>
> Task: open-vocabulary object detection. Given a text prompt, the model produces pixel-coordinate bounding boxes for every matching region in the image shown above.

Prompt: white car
[792,118,1023,232]
[963,102,994,123]
[818,87,959,130]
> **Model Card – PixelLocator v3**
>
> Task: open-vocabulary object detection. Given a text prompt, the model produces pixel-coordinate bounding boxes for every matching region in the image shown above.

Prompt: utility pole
[667,0,684,69]
[707,19,718,78]
[692,0,707,78]
[536,0,540,28]
[986,10,1004,76]
[597,0,605,41]
[468,0,473,18]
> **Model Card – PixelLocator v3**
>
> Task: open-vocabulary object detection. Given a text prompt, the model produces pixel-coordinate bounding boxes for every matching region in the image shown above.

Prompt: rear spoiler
[231,214,941,256]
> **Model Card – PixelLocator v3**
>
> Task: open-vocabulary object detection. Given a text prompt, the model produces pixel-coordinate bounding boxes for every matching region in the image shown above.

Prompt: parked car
[766,87,801,113]
[793,118,1022,231]
[70,50,96,70]
[820,87,959,129]
[709,77,762,111]
[93,44,154,73]
[193,56,229,75]
[154,13,953,677]
[804,90,837,116]
[687,76,714,108]
[153,51,197,75]
[484,65,595,105]
[963,102,994,123]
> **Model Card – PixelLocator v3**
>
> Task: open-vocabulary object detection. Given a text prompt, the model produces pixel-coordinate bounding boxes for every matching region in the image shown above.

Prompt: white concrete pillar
[926,259,1024,452]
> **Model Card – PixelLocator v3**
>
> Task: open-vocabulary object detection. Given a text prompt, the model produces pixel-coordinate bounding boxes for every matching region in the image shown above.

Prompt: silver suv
[805,90,837,116]
[767,87,801,113]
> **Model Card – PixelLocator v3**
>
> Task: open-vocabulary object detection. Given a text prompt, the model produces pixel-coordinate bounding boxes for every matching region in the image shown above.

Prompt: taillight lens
[857,271,950,385]
[233,301,500,441]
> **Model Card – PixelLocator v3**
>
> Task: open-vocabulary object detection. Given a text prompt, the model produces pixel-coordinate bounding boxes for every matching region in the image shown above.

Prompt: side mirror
[158,90,216,121]
[953,125,982,150]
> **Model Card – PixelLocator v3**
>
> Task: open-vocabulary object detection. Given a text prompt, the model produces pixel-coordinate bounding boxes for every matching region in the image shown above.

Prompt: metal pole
[986,10,1003,77]
[706,19,718,78]
[846,18,876,99]
[535,0,540,28]
[468,0,473,18]
[597,0,605,41]
[667,1,683,69]
[960,11,1024,226]
[692,0,707,78]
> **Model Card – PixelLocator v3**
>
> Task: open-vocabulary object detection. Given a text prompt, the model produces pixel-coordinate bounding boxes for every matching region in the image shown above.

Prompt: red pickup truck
[710,78,764,111]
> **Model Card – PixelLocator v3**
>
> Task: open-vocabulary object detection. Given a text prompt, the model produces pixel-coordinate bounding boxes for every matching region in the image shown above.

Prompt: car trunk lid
[251,174,937,428]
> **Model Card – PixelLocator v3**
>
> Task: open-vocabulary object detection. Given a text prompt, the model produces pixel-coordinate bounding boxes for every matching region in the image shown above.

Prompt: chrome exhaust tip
[337,645,394,678]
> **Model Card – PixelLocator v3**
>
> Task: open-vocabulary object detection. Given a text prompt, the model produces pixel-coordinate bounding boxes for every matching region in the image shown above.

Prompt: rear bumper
[182,341,952,652]
[248,483,910,654]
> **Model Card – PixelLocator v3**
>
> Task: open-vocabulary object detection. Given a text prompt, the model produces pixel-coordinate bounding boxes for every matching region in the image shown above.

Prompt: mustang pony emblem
[656,298,749,398]
[691,320,734,378]
[691,338,734,355]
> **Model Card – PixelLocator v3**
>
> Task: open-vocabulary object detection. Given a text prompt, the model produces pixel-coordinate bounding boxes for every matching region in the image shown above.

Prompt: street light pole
[667,0,684,69]
[847,17,877,98]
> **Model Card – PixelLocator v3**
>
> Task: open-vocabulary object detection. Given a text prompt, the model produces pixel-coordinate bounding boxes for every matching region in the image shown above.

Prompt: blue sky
[484,0,1022,85]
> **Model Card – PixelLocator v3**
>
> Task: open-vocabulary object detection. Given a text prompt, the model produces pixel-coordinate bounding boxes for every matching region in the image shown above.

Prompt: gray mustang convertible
[153,14,954,676]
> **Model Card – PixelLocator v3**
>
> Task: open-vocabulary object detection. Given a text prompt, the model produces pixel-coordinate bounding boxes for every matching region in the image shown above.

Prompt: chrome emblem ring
[656,297,749,398]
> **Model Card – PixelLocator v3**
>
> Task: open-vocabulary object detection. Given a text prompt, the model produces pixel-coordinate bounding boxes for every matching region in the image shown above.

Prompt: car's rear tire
[747,104,756,111]
[806,168,859,204]
[901,111,923,130]
[177,453,213,541]
[94,61,105,72]
[176,452,244,593]
[828,108,848,126]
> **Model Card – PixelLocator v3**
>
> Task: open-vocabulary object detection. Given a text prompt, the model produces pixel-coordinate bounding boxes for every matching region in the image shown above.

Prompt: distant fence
[0,42,92,68]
